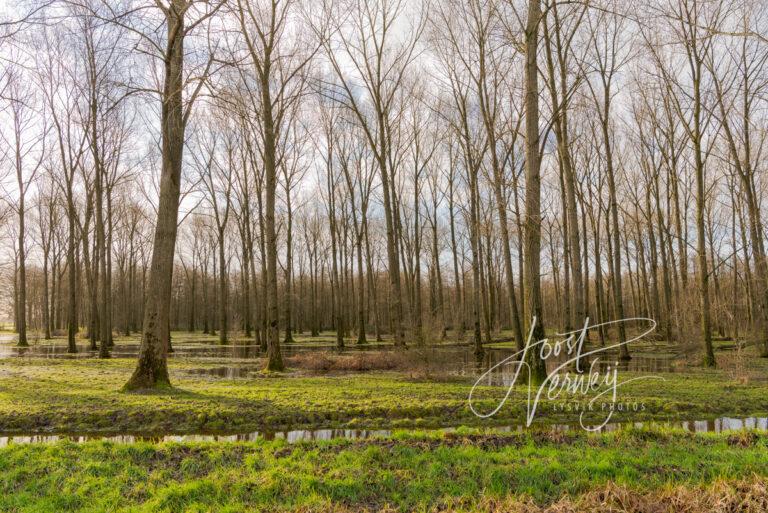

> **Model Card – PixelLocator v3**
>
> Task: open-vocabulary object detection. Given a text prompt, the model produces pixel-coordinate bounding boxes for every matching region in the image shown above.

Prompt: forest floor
[1,428,767,512]
[1,338,767,511]
[0,353,766,433]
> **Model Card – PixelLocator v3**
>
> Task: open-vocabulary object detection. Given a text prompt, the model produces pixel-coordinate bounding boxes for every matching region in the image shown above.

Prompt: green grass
[0,355,766,434]
[0,428,766,512]
[1,341,767,511]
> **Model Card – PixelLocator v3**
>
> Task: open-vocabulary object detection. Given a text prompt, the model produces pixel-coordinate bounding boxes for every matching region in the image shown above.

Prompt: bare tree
[124,0,222,389]
[0,68,47,347]
[233,0,315,370]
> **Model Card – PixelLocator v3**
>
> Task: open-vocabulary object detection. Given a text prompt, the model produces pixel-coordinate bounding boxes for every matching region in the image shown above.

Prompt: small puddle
[1,416,765,447]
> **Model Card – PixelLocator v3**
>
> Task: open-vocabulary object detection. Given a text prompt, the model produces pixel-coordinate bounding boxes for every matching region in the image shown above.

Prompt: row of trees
[2,0,768,388]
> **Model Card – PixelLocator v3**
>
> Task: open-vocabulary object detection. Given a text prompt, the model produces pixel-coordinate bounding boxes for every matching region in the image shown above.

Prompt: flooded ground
[1,334,764,453]
[0,331,418,360]
[175,346,677,381]
[0,331,681,380]
[0,341,341,359]
[1,416,765,447]
[456,347,676,384]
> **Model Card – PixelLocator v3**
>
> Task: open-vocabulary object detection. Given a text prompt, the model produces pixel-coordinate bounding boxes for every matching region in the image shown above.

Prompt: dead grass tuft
[287,351,408,373]
[727,431,760,448]
[286,348,464,379]
[291,476,768,512]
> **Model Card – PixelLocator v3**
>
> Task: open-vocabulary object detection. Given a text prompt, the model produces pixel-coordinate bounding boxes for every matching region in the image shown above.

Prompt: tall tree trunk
[16,170,27,347]
[261,71,284,371]
[447,171,464,337]
[42,243,51,340]
[377,149,406,347]
[413,182,423,344]
[124,1,186,389]
[543,8,585,333]
[218,229,228,345]
[241,237,251,337]
[467,156,484,355]
[283,190,294,344]
[363,215,382,341]
[431,213,446,339]
[523,0,547,382]
[328,177,344,349]
[485,121,525,350]
[692,91,715,366]
[67,191,77,353]
[601,99,630,361]
[92,99,110,358]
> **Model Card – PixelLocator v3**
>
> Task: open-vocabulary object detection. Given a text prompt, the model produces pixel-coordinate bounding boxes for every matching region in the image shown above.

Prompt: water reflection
[454,348,676,386]
[0,341,399,359]
[180,345,677,380]
[0,339,679,384]
[1,416,765,448]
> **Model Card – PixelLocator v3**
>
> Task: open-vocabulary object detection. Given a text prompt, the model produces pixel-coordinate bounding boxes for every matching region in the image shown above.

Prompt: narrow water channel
[1,416,765,448]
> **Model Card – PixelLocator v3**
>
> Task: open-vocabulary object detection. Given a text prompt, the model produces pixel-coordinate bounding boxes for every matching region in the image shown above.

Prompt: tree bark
[523,0,547,382]
[124,1,187,389]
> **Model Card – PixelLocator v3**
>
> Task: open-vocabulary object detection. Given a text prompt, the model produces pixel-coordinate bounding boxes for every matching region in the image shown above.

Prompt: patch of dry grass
[289,476,768,512]
[285,348,462,379]
[286,350,408,372]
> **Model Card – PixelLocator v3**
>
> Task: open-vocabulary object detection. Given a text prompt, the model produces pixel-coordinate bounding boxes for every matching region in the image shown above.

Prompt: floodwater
[462,349,676,386]
[0,332,680,380]
[176,345,677,380]
[0,334,761,449]
[0,338,396,360]
[1,342,288,359]
[1,416,765,448]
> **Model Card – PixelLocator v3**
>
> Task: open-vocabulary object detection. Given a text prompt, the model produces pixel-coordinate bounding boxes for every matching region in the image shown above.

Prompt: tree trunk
[124,1,187,389]
[67,195,78,354]
[16,172,27,347]
[218,229,228,345]
[261,70,284,371]
[523,0,547,382]
[283,189,294,344]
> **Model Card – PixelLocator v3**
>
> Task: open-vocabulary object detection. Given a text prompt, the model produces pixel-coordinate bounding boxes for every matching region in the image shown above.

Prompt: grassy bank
[1,428,766,512]
[0,357,766,434]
